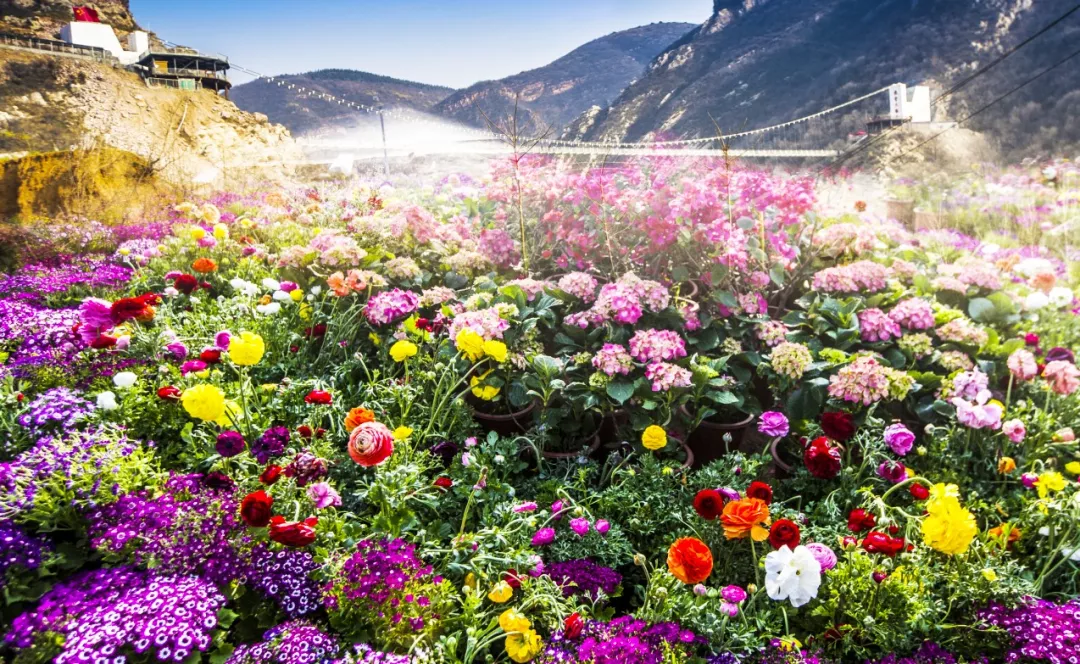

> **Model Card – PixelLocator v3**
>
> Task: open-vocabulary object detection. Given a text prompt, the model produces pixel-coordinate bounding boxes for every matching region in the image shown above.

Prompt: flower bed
[0,157,1079,664]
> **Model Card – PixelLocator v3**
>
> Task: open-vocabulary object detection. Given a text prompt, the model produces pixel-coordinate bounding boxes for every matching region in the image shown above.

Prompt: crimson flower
[768,519,801,550]
[564,612,584,639]
[909,483,929,500]
[693,489,724,520]
[259,465,283,485]
[90,334,118,349]
[199,349,222,364]
[305,390,333,405]
[820,412,856,442]
[240,490,273,528]
[157,386,182,401]
[847,508,876,533]
[804,436,842,479]
[174,273,199,294]
[268,515,318,547]
[861,531,905,557]
[434,476,453,490]
[746,481,773,504]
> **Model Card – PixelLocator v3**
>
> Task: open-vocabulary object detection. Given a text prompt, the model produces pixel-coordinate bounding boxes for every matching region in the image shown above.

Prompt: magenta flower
[531,528,556,547]
[513,502,538,513]
[215,330,232,350]
[721,585,747,603]
[307,482,341,510]
[570,517,590,537]
[877,461,907,484]
[883,423,915,456]
[1002,419,1026,443]
[595,519,610,535]
[805,542,837,571]
[551,500,565,520]
[757,411,789,438]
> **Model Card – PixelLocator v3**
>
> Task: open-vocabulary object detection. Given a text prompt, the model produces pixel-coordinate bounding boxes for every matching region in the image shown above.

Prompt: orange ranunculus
[344,406,376,431]
[327,272,349,297]
[721,497,771,541]
[988,523,1021,547]
[192,257,218,273]
[667,537,713,585]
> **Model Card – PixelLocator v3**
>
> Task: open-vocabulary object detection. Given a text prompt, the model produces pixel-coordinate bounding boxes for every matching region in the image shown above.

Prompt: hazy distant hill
[231,69,454,136]
[434,22,695,135]
[577,0,1080,159]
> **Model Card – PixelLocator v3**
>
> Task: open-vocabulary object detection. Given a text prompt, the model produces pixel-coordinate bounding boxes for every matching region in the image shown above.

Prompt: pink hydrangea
[628,329,687,363]
[644,362,693,392]
[363,288,419,326]
[811,261,890,294]
[828,356,891,405]
[888,299,935,330]
[936,318,989,347]
[446,309,510,341]
[557,272,599,302]
[756,321,789,347]
[951,369,989,401]
[1043,360,1080,395]
[592,344,634,376]
[859,308,902,343]
[1007,349,1038,381]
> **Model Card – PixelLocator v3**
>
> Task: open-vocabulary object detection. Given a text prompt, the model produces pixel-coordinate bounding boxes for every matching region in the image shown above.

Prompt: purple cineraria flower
[545,559,622,599]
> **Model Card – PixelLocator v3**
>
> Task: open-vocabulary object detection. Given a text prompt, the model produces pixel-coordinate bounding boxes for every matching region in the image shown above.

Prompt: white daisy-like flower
[765,545,822,608]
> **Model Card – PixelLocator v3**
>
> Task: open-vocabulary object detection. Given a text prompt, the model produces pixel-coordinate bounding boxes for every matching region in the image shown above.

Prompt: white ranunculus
[765,545,821,608]
[1049,287,1075,308]
[261,278,281,291]
[1025,292,1049,311]
[256,302,282,315]
[113,371,138,389]
[96,391,119,411]
[310,286,322,296]
[272,290,292,302]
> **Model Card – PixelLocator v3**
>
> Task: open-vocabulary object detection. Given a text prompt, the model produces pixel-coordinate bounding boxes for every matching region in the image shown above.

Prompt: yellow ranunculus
[922,488,977,555]
[998,457,1017,474]
[289,289,304,302]
[299,302,312,320]
[456,330,486,362]
[470,371,500,401]
[182,384,226,422]
[189,227,206,241]
[1066,461,1080,475]
[483,339,508,363]
[641,425,667,451]
[369,332,381,346]
[213,224,229,240]
[393,426,413,440]
[505,630,543,663]
[499,609,531,634]
[1036,471,1067,498]
[230,331,265,366]
[239,217,254,229]
[390,340,418,363]
[215,399,243,427]
[488,580,513,603]
[981,568,998,582]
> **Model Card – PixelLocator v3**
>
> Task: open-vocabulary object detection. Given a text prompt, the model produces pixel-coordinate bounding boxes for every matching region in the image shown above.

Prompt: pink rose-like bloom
[628,329,687,363]
[531,527,556,547]
[363,288,420,326]
[570,517,590,537]
[1002,419,1026,443]
[1055,427,1076,442]
[306,482,342,509]
[513,502,538,513]
[859,308,902,343]
[180,360,207,376]
[78,297,115,344]
[215,331,232,350]
[805,542,837,572]
[279,281,299,292]
[551,500,565,520]
[165,341,189,362]
[595,519,610,535]
[952,394,1003,430]
[719,602,739,617]
[721,585,747,603]
[1043,360,1080,395]
[757,411,790,438]
[877,461,907,484]
[883,423,915,456]
[1007,349,1038,381]
[644,361,693,392]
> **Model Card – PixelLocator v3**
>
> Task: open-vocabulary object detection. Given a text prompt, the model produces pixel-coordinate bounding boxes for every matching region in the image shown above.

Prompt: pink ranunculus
[883,422,915,456]
[306,481,342,509]
[1002,419,1026,443]
[757,411,790,438]
[570,517,590,537]
[595,519,610,535]
[952,394,1002,430]
[1043,360,1080,395]
[1007,349,1038,381]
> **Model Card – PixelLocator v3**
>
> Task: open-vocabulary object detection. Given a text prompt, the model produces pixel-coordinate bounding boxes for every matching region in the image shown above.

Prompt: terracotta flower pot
[680,406,755,468]
[769,436,795,478]
[472,400,536,437]
[598,408,629,444]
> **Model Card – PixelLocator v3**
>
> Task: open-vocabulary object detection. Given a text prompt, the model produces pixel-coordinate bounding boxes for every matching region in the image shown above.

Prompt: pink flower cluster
[951,368,989,401]
[567,273,670,327]
[363,289,419,326]
[828,356,891,405]
[888,298,935,330]
[952,392,1003,430]
[505,278,551,302]
[556,272,599,302]
[628,329,687,363]
[937,318,989,347]
[859,308,901,343]
[811,261,890,294]
[756,321,789,347]
[644,361,692,392]
[446,309,510,341]
[1007,349,1038,381]
[592,344,634,377]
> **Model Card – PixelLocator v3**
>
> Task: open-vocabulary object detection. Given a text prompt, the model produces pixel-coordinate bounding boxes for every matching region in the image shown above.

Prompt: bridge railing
[0,31,117,64]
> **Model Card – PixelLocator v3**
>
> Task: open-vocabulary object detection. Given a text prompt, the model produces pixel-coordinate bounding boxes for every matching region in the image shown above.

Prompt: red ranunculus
[240,490,273,527]
[504,569,523,589]
[746,481,773,504]
[297,425,313,439]
[199,349,222,364]
[847,508,876,533]
[434,476,453,490]
[821,412,856,442]
[693,489,724,521]
[861,531,905,557]
[90,334,118,349]
[768,519,801,550]
[157,385,182,401]
[260,465,283,485]
[174,273,199,294]
[305,390,333,405]
[268,515,318,547]
[909,483,929,500]
[304,324,327,338]
[804,436,842,479]
[564,612,584,640]
[110,297,148,324]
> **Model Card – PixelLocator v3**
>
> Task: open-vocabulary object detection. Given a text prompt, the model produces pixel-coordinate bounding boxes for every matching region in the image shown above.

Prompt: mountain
[230,69,454,136]
[578,0,1080,159]
[434,22,695,135]
[1,0,144,39]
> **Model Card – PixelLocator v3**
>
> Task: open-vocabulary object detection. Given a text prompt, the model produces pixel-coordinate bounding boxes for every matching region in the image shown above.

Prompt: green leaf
[736,217,755,230]
[769,265,786,287]
[968,297,995,323]
[672,266,689,283]
[716,290,738,308]
[606,381,635,405]
[532,354,562,377]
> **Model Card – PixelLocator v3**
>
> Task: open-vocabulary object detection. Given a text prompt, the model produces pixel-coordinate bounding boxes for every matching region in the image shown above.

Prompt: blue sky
[130,1,711,88]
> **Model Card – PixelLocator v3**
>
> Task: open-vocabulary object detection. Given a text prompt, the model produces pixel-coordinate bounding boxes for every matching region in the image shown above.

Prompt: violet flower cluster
[544,558,622,600]
[17,387,96,435]
[225,620,341,664]
[246,544,323,618]
[977,598,1080,663]
[534,616,700,664]
[0,519,49,587]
